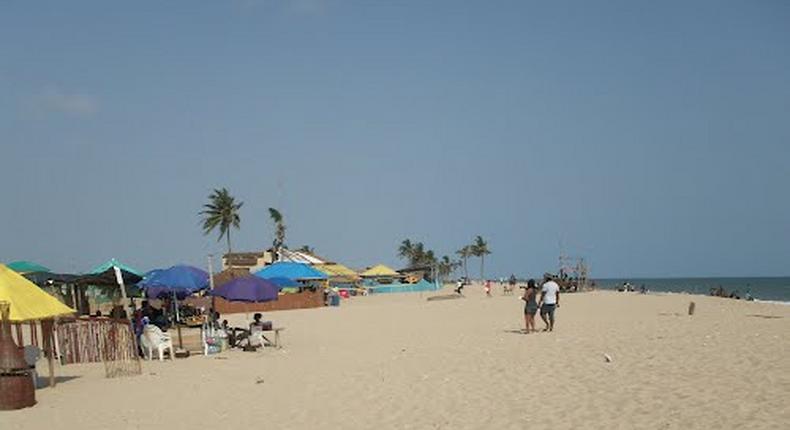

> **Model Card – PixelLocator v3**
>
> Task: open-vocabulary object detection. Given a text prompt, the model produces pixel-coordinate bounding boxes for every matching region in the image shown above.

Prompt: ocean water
[594,277,790,303]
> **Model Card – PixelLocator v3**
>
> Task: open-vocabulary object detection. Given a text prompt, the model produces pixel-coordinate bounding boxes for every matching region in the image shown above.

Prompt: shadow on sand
[35,375,80,389]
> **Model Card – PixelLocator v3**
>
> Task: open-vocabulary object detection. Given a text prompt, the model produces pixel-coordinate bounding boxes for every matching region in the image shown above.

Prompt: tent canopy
[267,277,301,289]
[0,264,75,321]
[360,264,399,277]
[74,267,142,286]
[254,262,327,281]
[315,263,360,280]
[89,258,142,276]
[7,261,51,274]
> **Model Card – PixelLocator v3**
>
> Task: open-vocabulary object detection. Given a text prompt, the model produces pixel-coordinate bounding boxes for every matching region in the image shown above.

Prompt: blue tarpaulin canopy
[138,264,209,299]
[254,262,327,281]
[267,277,301,289]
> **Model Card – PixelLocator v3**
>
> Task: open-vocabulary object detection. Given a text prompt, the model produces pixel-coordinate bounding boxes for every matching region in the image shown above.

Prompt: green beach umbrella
[7,260,51,274]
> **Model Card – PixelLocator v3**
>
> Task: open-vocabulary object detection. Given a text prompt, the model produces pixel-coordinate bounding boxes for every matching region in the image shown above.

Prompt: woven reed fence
[56,318,140,378]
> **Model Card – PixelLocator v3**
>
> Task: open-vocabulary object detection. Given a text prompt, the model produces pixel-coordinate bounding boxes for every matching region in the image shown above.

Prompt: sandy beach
[5,287,790,430]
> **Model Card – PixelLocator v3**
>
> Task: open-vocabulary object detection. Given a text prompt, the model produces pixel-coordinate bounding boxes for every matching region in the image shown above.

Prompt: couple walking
[521,275,560,333]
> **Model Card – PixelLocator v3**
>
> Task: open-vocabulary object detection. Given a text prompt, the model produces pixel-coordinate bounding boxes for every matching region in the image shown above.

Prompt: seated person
[249,313,271,330]
[247,313,274,348]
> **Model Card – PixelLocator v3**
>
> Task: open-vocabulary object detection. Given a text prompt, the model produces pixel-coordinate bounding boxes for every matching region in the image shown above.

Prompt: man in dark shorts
[538,275,560,332]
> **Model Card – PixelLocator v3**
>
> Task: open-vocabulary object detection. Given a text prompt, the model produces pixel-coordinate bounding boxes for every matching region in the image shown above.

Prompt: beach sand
[5,287,790,429]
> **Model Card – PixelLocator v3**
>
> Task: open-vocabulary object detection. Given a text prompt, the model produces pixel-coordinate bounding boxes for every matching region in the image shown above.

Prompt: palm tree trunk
[226,232,232,255]
[463,256,468,279]
[480,255,485,281]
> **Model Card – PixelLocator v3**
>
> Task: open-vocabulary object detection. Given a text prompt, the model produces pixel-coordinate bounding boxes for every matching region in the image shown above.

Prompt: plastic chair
[141,325,174,361]
[248,324,264,348]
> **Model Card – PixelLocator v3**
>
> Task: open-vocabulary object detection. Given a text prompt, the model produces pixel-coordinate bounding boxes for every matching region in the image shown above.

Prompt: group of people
[709,285,754,301]
[520,275,561,333]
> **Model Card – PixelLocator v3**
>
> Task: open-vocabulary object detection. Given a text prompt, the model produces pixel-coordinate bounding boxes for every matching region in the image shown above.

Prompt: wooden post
[41,319,56,388]
[688,301,696,316]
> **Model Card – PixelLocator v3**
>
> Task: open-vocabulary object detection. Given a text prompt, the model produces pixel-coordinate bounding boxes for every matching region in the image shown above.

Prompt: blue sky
[1,1,788,278]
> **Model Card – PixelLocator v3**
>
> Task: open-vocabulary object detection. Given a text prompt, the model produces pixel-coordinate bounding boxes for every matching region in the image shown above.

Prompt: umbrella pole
[174,291,183,350]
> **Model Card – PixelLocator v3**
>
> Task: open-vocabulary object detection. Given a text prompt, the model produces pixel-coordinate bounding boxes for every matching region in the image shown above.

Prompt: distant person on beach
[539,275,561,332]
[484,280,492,297]
[455,279,465,295]
[522,279,539,333]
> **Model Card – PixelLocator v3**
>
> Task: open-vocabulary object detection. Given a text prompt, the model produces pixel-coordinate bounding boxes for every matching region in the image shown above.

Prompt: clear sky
[1,1,788,278]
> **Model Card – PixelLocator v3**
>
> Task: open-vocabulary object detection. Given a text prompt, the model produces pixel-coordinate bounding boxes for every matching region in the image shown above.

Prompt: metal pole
[207,254,216,318]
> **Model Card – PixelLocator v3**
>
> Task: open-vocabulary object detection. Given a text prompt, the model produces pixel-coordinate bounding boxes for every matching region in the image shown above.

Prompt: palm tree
[456,245,472,280]
[471,235,491,280]
[437,255,460,282]
[421,248,436,266]
[200,188,243,254]
[398,239,414,263]
[411,242,426,267]
[268,208,286,262]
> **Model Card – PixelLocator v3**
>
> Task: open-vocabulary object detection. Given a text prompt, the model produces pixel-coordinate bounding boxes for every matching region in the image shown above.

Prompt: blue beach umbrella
[139,264,209,299]
[209,276,279,303]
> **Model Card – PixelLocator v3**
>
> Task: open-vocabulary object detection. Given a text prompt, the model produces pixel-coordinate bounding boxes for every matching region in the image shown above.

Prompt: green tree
[268,208,286,261]
[200,188,243,254]
[398,239,414,263]
[455,245,472,280]
[437,255,460,282]
[471,235,491,280]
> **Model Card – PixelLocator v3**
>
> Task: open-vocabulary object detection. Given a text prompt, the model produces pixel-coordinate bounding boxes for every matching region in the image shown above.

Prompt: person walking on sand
[484,279,492,297]
[521,279,539,333]
[538,275,560,332]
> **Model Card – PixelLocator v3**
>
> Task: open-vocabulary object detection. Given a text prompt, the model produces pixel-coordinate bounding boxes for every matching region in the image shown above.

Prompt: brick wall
[181,290,324,315]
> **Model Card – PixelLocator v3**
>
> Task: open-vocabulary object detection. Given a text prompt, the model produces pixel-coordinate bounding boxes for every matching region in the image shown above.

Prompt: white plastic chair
[141,325,174,361]
[248,324,264,348]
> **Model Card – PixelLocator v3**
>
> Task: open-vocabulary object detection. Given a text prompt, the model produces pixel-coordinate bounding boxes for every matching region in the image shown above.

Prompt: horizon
[2,1,789,279]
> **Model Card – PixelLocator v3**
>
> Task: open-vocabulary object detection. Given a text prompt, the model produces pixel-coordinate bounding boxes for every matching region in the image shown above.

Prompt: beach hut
[360,264,399,278]
[0,264,75,394]
[267,277,301,292]
[359,264,400,285]
[75,259,143,317]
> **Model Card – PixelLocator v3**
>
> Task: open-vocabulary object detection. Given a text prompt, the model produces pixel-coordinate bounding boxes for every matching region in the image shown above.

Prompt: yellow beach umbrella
[0,263,75,321]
